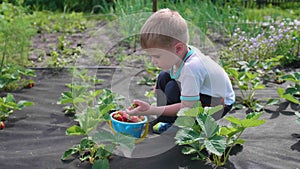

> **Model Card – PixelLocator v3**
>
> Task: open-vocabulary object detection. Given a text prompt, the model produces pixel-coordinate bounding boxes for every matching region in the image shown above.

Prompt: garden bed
[0,68,299,169]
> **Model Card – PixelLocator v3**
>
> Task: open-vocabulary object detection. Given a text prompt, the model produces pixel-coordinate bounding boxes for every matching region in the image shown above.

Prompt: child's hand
[126,100,150,115]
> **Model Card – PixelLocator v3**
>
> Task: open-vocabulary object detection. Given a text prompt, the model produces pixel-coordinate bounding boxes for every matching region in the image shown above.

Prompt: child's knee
[157,71,171,81]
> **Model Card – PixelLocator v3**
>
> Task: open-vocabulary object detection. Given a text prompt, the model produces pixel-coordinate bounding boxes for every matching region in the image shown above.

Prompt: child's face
[145,47,180,70]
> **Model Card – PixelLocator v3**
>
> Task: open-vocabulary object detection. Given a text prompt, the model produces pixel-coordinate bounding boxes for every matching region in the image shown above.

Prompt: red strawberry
[29,83,34,88]
[0,121,5,130]
[129,116,139,123]
[113,113,123,122]
[122,113,130,122]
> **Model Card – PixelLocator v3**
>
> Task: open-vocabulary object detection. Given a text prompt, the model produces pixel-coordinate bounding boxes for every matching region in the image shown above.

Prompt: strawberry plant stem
[223,129,245,165]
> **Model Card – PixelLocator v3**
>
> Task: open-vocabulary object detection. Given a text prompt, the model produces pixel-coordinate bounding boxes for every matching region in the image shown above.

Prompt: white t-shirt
[174,46,235,105]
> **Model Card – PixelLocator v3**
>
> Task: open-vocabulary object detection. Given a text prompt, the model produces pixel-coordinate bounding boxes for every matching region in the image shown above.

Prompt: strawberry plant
[0,93,34,122]
[59,68,135,169]
[46,36,86,68]
[0,64,36,91]
[60,88,135,169]
[57,68,106,115]
[226,67,278,112]
[174,104,265,167]
[61,104,136,169]
[137,61,160,86]
[277,72,300,105]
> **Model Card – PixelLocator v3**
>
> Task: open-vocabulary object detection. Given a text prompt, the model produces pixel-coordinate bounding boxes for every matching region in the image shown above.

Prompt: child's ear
[174,43,185,55]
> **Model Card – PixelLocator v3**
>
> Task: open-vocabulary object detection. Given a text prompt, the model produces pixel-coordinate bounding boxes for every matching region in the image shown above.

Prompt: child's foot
[152,122,172,134]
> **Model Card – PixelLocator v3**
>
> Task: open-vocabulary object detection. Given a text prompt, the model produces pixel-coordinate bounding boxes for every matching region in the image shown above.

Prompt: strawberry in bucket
[110,108,148,138]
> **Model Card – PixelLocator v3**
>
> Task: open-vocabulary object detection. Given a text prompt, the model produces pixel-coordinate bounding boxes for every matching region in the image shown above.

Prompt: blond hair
[140,8,189,49]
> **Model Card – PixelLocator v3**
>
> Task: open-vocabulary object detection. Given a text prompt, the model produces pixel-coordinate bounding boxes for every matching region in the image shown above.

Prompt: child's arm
[126,100,197,116]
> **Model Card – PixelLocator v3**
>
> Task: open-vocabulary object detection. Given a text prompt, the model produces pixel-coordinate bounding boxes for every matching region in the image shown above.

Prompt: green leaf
[240,119,265,128]
[73,97,87,103]
[92,130,136,152]
[281,73,300,82]
[57,92,73,104]
[252,102,264,112]
[77,108,103,134]
[246,112,263,120]
[181,146,198,155]
[177,107,201,117]
[282,94,300,104]
[92,159,109,169]
[253,84,265,90]
[265,98,280,106]
[92,130,115,142]
[277,87,285,98]
[113,132,136,151]
[196,114,219,138]
[295,72,300,81]
[174,116,196,128]
[225,116,242,126]
[96,144,115,158]
[245,72,258,80]
[204,135,226,156]
[226,68,238,79]
[99,103,115,115]
[235,139,245,145]
[248,60,258,67]
[204,105,223,116]
[66,125,86,135]
[220,126,241,138]
[5,93,16,103]
[240,84,248,90]
[17,101,34,108]
[93,89,104,97]
[285,87,298,95]
[175,128,202,145]
[61,148,79,160]
[80,137,94,149]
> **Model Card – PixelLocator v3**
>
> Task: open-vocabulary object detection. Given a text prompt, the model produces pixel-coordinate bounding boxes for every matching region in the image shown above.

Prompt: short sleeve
[178,64,202,101]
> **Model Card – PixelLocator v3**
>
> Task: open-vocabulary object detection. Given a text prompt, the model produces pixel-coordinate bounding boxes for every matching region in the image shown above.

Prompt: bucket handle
[108,120,149,144]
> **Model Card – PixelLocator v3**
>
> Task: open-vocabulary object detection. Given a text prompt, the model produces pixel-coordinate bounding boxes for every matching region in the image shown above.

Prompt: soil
[28,20,229,69]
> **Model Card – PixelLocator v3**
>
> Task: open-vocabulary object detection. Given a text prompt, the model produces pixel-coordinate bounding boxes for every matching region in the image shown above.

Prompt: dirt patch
[28,20,229,68]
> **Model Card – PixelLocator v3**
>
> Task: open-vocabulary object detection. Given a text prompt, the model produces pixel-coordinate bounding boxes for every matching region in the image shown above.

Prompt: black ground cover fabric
[0,68,299,169]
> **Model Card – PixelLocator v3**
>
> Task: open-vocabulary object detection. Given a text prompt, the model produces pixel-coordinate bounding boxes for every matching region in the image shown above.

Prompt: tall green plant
[0,2,35,66]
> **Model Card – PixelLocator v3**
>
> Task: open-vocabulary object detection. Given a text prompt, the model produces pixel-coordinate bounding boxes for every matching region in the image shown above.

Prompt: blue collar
[170,48,194,80]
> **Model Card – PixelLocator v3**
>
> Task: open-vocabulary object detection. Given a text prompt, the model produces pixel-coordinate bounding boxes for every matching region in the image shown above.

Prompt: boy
[127,8,235,124]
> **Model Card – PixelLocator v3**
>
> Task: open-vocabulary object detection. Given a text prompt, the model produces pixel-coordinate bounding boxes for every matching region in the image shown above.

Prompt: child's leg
[221,104,233,117]
[200,93,233,119]
[155,71,180,123]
